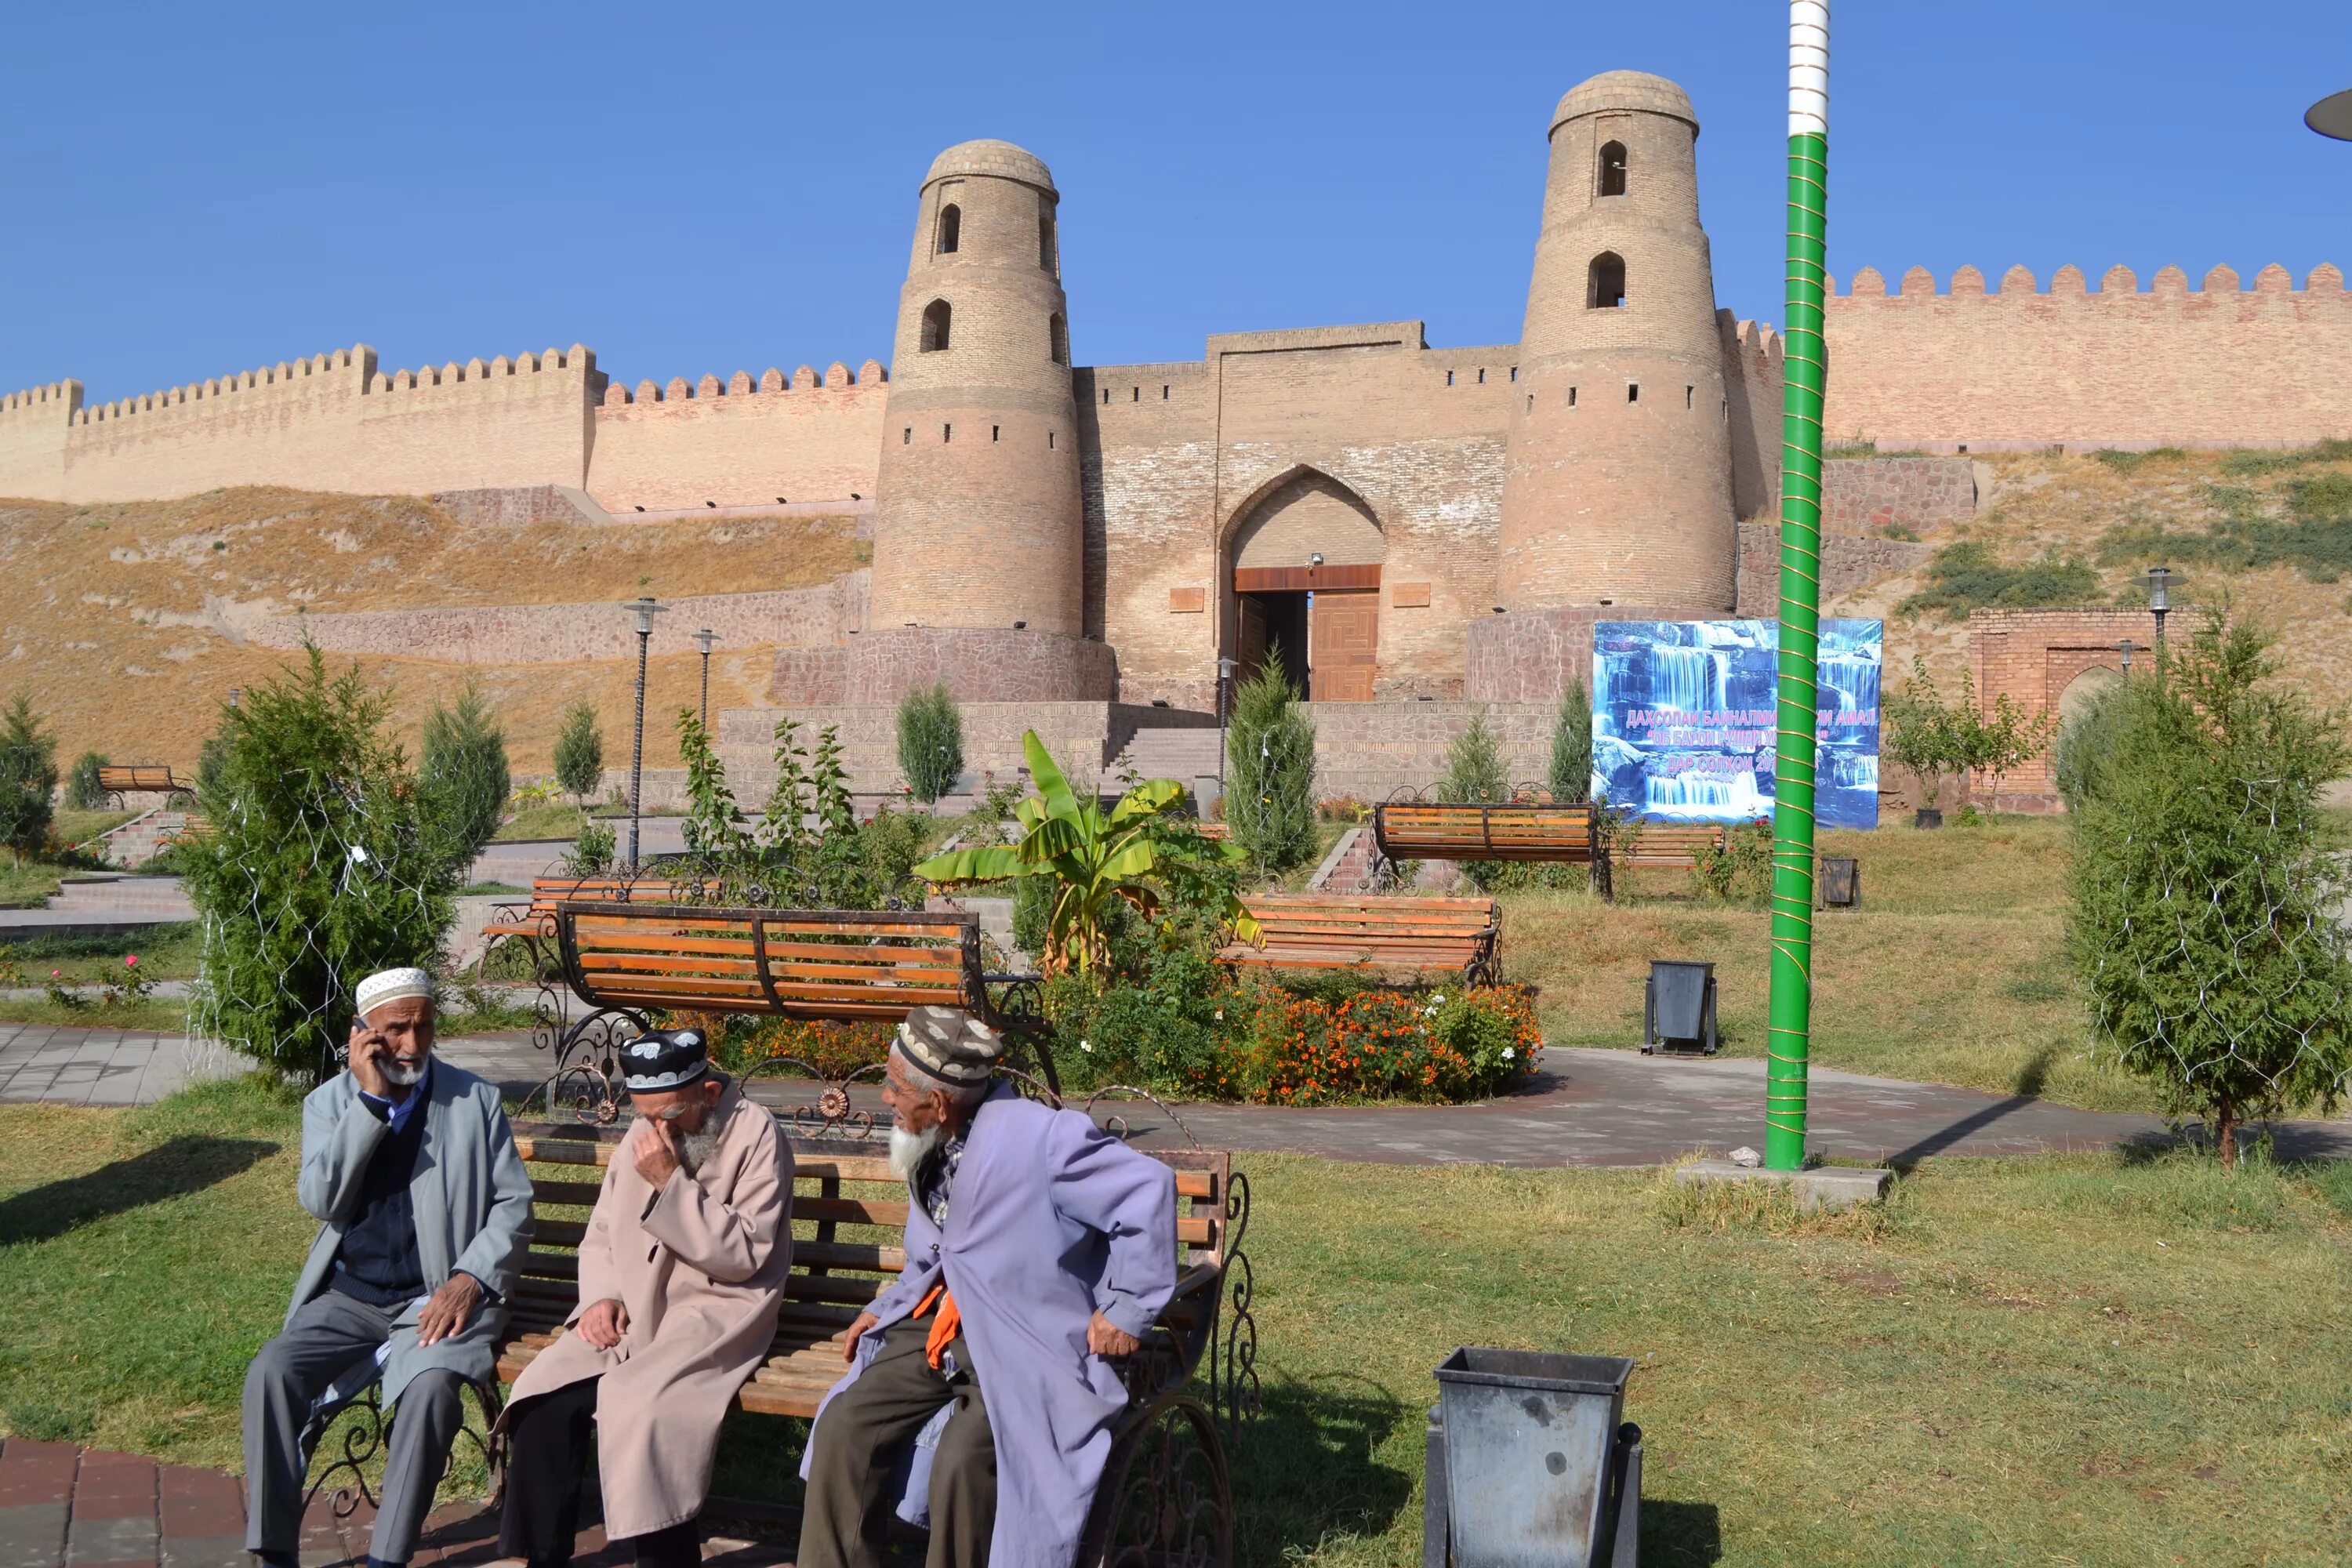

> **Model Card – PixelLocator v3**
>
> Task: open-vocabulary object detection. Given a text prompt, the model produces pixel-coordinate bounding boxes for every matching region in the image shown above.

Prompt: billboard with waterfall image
[1591,619,1882,829]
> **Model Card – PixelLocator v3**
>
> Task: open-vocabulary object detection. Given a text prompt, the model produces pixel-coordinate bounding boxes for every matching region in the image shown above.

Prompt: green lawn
[1495,816,2164,1112]
[3,1079,2347,1565]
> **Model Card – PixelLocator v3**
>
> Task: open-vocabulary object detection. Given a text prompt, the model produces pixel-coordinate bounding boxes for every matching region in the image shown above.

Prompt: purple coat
[814,1083,1178,1568]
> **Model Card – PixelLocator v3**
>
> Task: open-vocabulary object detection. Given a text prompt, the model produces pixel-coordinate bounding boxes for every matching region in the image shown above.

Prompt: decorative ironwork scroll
[301,1377,505,1519]
[1084,1394,1233,1568]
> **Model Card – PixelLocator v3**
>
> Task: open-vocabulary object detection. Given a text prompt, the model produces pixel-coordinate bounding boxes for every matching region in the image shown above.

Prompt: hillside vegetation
[0,488,863,770]
[1831,441,2352,706]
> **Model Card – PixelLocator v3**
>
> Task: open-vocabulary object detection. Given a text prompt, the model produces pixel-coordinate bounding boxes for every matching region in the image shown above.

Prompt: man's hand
[576,1297,629,1351]
[633,1116,681,1189]
[842,1312,879,1363]
[1087,1310,1141,1359]
[416,1272,482,1347]
[347,1021,394,1100]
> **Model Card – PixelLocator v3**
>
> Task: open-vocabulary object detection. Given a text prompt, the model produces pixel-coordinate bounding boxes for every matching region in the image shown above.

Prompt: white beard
[382,1054,428,1088]
[888,1123,943,1183]
[676,1127,722,1176]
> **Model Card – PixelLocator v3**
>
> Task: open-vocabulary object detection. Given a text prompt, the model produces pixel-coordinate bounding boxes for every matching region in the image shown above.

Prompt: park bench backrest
[1374,801,1595,863]
[527,876,685,923]
[499,1126,1234,1420]
[1618,823,1733,866]
[1220,893,1501,982]
[97,764,183,793]
[557,903,984,1022]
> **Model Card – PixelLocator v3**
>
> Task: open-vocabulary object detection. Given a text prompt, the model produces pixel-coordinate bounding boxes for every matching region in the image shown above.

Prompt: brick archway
[1969,608,2160,811]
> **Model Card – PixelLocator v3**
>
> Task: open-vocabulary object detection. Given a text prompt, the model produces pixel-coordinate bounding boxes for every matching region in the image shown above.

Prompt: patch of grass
[6,923,201,982]
[6,1091,2350,1565]
[0,860,67,909]
[2092,446,2189,474]
[1897,539,2101,619]
[0,996,187,1029]
[55,808,139,847]
[460,880,527,896]
[2217,437,2352,477]
[494,803,590,842]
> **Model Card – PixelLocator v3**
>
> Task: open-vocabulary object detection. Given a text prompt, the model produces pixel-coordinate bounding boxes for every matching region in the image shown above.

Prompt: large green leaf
[1022,731,1083,826]
[913,844,1027,884]
[1109,777,1185,824]
[1020,814,1085,862]
[1098,838,1156,880]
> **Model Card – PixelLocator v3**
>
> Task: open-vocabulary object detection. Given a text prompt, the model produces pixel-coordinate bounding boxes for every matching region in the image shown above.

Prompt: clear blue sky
[5,2,2347,403]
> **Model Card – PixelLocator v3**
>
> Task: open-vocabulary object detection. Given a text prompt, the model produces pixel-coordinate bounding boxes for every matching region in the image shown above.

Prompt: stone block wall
[1461,604,1692,704]
[1820,456,1976,533]
[1307,701,1559,802]
[714,700,1213,798]
[1732,525,1936,617]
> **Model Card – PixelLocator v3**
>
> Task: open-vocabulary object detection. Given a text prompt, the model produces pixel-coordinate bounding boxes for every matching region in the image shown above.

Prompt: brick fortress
[5,70,2347,804]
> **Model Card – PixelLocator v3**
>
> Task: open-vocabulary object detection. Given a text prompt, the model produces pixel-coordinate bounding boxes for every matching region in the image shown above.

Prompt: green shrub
[1225,658,1317,877]
[896,684,964,804]
[2067,611,2352,1167]
[181,648,465,1080]
[419,679,510,860]
[552,701,604,804]
[1439,705,1510,804]
[2092,448,2187,474]
[65,751,108,811]
[0,694,57,864]
[1900,540,2100,619]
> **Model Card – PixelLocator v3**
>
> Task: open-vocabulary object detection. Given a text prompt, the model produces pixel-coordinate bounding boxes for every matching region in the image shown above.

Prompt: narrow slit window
[1598,141,1628,197]
[1049,313,1069,365]
[1048,430,1055,448]
[1039,209,1058,273]
[1526,394,1534,412]
[920,299,952,352]
[1162,385,1170,399]
[943,423,953,441]
[1686,385,1694,408]
[1102,387,1111,405]
[992,425,1000,442]
[1477,368,1486,384]
[1132,387,1139,402]
[1588,252,1626,309]
[902,426,912,444]
[1627,383,1639,404]
[937,204,961,255]
[1446,369,1455,387]
[1569,387,1578,407]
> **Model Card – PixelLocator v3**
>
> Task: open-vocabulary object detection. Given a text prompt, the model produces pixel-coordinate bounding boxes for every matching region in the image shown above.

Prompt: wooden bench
[496,1117,1252,1560]
[1373,800,1596,864]
[477,875,690,978]
[1215,894,1500,985]
[96,764,193,806]
[1614,821,1737,868]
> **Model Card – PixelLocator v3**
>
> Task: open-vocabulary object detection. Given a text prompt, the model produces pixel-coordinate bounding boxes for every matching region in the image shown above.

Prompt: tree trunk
[2216,1096,2238,1171]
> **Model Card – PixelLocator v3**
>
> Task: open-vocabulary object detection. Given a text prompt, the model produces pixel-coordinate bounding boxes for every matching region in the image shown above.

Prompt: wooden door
[1236,596,1269,686]
[1309,590,1378,702]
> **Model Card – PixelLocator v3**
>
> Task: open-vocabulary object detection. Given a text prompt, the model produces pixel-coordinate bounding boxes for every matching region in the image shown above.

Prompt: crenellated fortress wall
[1824,263,2352,452]
[588,361,889,512]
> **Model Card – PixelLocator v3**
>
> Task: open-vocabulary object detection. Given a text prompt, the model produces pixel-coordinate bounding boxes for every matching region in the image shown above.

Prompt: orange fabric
[913,1284,961,1370]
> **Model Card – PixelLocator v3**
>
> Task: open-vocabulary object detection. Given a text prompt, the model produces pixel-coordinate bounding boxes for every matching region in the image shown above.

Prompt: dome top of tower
[1550,71,1697,135]
[923,139,1057,194]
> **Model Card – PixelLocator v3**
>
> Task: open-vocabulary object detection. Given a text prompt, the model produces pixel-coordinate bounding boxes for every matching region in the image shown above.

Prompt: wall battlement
[1833,261,2345,299]
[587,356,891,513]
[601,358,887,405]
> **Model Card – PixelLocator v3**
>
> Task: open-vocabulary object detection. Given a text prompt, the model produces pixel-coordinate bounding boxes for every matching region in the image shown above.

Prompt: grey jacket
[289,1059,535,1404]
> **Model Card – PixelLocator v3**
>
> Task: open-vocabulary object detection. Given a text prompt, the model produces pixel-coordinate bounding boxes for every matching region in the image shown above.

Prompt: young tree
[1548,680,1592,804]
[1439,705,1512,804]
[1225,654,1318,877]
[1967,688,2060,812]
[552,701,604,807]
[2067,611,2352,1167]
[67,751,110,811]
[0,694,57,863]
[181,648,464,1079]
[896,684,964,804]
[420,678,510,859]
[1882,655,1961,822]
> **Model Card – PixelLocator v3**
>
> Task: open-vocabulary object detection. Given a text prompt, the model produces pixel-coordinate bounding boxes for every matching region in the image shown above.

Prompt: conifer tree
[420,678,510,858]
[897,684,964,804]
[552,702,604,807]
[0,694,57,863]
[1548,680,1592,804]
[1225,654,1317,877]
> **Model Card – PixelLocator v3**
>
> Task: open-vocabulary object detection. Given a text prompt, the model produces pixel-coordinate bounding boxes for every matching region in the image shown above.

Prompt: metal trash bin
[1819,855,1860,909]
[1425,1348,1639,1568]
[1642,959,1719,1054]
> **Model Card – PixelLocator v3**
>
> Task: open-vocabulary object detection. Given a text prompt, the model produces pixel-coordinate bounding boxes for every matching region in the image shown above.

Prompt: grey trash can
[1426,1348,1638,1568]
[1642,959,1719,1054]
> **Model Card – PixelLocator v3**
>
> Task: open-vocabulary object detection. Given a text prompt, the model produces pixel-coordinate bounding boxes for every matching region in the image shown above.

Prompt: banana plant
[914,729,1261,978]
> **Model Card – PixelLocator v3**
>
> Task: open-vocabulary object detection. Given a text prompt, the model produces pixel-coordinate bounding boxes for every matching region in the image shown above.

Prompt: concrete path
[6,1024,2347,1167]
[0,1438,788,1568]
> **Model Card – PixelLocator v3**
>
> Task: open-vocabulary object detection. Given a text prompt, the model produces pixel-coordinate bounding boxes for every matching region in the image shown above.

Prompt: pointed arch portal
[1222,467,1385,701]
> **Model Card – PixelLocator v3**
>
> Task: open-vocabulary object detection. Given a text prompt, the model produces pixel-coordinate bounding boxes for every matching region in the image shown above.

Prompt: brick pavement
[0,1440,791,1568]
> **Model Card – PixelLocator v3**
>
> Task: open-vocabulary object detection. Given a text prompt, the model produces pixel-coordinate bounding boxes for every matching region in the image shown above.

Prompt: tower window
[1627,383,1640,404]
[903,426,912,444]
[1588,252,1626,309]
[1162,385,1169,399]
[943,423,953,441]
[1049,313,1069,365]
[1570,387,1578,407]
[920,299,952,352]
[937,204,961,255]
[1040,209,1058,273]
[1049,430,1055,448]
[1686,385,1694,408]
[1598,141,1628,198]
[1526,394,1534,412]
[1102,387,1111,405]
[1131,387,1139,402]
[992,425,1000,441]
[1477,368,1486,384]
[1446,370,1455,387]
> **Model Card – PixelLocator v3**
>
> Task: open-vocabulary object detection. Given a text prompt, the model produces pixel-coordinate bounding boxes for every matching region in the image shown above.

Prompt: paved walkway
[0,1439,788,1568]
[6,1023,2347,1165]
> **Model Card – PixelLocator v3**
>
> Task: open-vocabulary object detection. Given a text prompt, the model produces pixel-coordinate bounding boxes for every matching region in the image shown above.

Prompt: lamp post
[2116,637,2143,676]
[1215,655,1240,800]
[2142,565,2172,672]
[692,628,718,728]
[622,597,667,869]
[227,687,242,710]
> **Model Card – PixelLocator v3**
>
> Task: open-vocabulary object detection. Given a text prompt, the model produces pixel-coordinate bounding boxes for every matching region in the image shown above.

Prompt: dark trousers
[498,1377,700,1568]
[241,1290,467,1565]
[798,1317,995,1568]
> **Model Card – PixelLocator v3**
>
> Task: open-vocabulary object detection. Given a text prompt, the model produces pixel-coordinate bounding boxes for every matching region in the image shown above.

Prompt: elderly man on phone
[241,967,532,1568]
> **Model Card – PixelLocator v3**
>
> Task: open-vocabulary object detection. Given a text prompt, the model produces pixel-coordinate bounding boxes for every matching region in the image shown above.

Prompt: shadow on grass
[1231,1374,1415,1568]
[1641,1497,1726,1566]
[0,1134,277,1245]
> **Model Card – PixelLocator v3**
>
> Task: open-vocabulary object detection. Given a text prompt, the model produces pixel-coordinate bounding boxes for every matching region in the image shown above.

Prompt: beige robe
[505,1084,793,1539]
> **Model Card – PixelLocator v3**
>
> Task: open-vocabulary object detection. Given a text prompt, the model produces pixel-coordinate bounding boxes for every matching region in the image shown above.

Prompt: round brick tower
[866,139,1087,657]
[1496,71,1737,616]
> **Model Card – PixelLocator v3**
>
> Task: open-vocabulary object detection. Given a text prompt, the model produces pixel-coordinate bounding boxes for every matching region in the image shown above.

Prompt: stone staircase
[1307,826,1382,893]
[1110,727,1226,793]
[79,809,198,869]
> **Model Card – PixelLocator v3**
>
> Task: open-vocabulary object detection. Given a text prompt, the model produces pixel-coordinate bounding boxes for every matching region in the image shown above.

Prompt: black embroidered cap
[619,1028,710,1092]
[895,1005,1004,1088]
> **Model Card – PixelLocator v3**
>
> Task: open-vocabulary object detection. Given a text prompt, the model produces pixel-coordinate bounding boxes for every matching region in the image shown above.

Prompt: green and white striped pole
[1766,0,1829,1172]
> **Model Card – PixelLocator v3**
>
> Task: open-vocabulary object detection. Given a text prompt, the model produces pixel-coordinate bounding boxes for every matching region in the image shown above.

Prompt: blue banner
[1590,619,1882,829]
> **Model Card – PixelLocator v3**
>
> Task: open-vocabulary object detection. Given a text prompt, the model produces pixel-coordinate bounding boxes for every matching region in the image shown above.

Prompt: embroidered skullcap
[895,1006,1004,1088]
[354,967,435,1018]
[619,1028,710,1092]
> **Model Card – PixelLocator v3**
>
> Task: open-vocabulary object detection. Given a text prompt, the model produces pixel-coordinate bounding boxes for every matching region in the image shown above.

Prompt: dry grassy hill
[1,488,865,771]
[1833,442,2352,707]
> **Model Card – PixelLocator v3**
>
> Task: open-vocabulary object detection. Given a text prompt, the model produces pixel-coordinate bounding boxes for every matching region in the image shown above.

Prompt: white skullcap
[354,967,436,1018]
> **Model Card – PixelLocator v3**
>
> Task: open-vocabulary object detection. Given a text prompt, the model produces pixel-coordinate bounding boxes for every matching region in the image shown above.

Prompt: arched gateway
[1223,467,1385,701]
